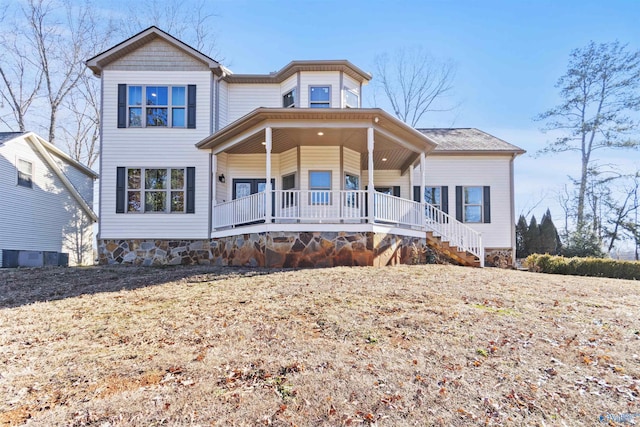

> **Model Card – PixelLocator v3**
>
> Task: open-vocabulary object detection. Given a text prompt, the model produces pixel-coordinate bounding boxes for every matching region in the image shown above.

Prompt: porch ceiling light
[382,157,387,162]
[317,131,324,136]
[261,141,266,145]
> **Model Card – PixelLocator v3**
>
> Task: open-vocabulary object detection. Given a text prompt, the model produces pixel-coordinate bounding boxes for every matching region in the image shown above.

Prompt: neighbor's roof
[0,132,26,146]
[417,128,526,155]
[86,26,221,76]
[0,131,98,222]
[223,60,372,84]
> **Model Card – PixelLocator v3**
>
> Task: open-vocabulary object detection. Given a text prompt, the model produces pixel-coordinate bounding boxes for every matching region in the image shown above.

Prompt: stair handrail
[423,202,484,266]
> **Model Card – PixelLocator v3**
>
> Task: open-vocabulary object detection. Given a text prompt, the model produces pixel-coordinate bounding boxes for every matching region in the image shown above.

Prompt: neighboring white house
[86,26,524,268]
[0,132,98,267]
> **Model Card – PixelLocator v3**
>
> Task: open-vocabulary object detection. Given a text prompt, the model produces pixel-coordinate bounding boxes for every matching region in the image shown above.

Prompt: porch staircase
[422,203,484,268]
[425,231,481,267]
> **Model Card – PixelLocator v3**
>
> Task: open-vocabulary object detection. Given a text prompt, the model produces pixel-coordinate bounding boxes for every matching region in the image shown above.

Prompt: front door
[232,178,276,221]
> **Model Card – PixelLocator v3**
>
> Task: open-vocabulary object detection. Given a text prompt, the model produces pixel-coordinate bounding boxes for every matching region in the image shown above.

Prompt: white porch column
[367,127,375,223]
[212,154,217,205]
[265,127,272,223]
[420,152,426,205]
[409,164,414,200]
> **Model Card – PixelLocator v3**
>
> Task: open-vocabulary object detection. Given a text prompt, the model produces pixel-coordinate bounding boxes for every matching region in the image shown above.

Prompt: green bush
[524,254,640,280]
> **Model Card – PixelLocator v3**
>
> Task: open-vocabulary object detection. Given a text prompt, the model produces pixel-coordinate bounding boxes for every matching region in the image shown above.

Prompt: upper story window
[343,87,359,108]
[283,89,296,108]
[17,159,33,188]
[309,86,330,108]
[118,84,195,129]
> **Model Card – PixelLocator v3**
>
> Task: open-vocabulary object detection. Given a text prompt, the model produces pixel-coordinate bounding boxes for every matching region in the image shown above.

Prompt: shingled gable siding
[99,69,211,240]
[414,155,513,249]
[104,38,211,72]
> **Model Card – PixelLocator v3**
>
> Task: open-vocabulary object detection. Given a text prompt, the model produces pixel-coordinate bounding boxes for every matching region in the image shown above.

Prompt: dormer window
[283,89,296,108]
[309,86,330,108]
[343,87,359,108]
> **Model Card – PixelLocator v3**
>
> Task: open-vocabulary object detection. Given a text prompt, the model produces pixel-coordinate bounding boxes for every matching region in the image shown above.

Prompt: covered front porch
[196,108,484,265]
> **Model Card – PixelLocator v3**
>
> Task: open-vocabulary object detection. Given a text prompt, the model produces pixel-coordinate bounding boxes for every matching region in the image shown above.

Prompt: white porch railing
[424,202,484,265]
[273,190,367,222]
[212,189,484,266]
[373,192,424,228]
[213,192,266,228]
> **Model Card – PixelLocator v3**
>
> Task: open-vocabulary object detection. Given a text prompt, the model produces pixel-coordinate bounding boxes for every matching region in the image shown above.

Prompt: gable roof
[0,132,26,146]
[223,60,372,84]
[86,26,221,76]
[0,132,98,221]
[417,128,525,155]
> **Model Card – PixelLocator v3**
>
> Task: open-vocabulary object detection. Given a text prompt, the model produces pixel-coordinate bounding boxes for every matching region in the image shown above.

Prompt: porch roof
[195,108,438,171]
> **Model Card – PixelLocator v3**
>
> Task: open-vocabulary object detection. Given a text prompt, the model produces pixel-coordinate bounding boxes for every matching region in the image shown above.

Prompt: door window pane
[235,182,251,199]
[345,173,359,190]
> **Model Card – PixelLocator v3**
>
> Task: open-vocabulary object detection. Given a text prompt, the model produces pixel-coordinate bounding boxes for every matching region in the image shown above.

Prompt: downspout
[509,154,516,267]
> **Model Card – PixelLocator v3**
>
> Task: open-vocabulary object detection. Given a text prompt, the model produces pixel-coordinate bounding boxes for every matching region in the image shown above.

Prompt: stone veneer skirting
[98,231,439,268]
[485,248,514,268]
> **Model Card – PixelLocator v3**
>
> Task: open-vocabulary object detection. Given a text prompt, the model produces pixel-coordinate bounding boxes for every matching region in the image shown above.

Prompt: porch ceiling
[196,108,437,171]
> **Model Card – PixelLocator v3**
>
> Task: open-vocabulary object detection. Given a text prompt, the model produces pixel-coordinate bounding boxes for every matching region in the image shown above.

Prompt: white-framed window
[463,186,483,223]
[425,187,441,210]
[309,86,330,108]
[126,167,186,213]
[17,159,33,188]
[343,87,359,108]
[128,85,186,127]
[309,170,331,204]
[283,89,296,108]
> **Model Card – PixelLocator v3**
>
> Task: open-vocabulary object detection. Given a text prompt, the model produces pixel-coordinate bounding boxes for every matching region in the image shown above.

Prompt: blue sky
[193,0,638,223]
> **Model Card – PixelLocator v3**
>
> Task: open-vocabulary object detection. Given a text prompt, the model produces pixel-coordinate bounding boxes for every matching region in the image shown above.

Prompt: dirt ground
[0,264,638,426]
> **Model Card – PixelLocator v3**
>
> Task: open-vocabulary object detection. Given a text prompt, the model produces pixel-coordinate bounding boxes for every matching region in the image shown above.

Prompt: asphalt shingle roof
[417,128,525,153]
[0,132,25,146]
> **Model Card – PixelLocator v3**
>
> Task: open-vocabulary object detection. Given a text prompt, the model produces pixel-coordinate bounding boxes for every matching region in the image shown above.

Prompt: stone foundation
[98,231,438,268]
[485,248,514,268]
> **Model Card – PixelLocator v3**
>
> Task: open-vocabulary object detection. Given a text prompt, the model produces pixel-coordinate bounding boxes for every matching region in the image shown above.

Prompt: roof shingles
[417,128,525,154]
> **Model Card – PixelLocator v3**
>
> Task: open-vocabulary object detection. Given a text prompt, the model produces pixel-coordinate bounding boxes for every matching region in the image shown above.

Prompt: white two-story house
[86,27,524,268]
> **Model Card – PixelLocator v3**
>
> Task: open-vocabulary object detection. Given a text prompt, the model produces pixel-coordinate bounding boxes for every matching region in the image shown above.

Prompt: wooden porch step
[425,231,481,268]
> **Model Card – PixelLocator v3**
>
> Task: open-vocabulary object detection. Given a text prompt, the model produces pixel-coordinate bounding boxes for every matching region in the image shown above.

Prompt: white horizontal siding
[218,79,229,130]
[0,137,94,265]
[281,75,297,96]
[226,153,281,200]
[362,169,409,198]
[415,155,513,248]
[299,71,341,108]
[279,148,297,186]
[227,83,280,123]
[343,147,361,188]
[299,146,340,190]
[100,70,212,240]
[215,152,228,203]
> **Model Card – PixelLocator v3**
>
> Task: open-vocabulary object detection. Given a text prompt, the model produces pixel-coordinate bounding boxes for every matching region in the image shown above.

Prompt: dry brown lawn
[0,265,638,426]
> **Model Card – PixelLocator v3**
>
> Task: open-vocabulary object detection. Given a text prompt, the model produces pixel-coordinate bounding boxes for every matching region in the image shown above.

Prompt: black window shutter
[441,186,449,214]
[413,186,420,202]
[116,167,126,213]
[483,186,491,223]
[186,167,196,213]
[455,186,463,222]
[117,84,127,128]
[393,186,401,197]
[187,85,196,129]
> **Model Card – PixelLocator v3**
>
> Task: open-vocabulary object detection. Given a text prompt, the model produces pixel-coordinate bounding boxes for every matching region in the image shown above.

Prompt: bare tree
[120,0,220,57]
[374,47,457,127]
[537,41,640,227]
[0,13,43,131]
